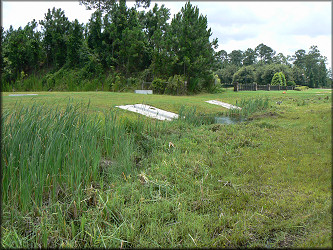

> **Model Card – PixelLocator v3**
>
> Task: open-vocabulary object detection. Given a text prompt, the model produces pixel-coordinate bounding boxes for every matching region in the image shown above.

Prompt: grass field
[1,88,332,248]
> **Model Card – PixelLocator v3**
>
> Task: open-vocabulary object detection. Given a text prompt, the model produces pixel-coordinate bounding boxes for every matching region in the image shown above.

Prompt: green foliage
[67,19,84,68]
[271,72,281,86]
[151,78,167,94]
[228,97,270,117]
[233,65,256,84]
[112,74,126,92]
[178,105,215,126]
[242,48,256,66]
[2,102,102,212]
[271,72,286,86]
[165,75,186,95]
[168,2,218,90]
[80,57,103,79]
[295,85,309,91]
[229,50,244,66]
[208,74,226,93]
[216,65,239,84]
[255,43,275,64]
[293,46,329,87]
[287,80,296,86]
[1,20,42,82]
[39,8,71,69]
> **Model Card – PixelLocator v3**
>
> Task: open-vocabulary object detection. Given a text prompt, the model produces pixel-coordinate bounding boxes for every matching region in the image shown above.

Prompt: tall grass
[102,110,138,176]
[228,97,270,117]
[2,102,102,212]
[1,102,166,213]
[178,105,215,126]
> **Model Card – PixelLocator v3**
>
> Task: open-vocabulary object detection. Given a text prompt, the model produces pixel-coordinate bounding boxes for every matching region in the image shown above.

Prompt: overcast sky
[2,0,332,69]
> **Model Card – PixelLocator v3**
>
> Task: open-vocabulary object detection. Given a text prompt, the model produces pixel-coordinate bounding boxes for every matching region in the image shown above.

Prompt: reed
[228,97,270,117]
[2,102,102,212]
[178,105,215,126]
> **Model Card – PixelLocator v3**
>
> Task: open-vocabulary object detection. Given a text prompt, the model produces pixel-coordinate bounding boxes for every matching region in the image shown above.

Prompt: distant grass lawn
[2,88,331,114]
[1,88,331,248]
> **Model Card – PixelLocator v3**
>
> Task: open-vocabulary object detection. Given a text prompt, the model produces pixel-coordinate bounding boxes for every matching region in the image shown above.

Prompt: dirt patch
[210,124,222,132]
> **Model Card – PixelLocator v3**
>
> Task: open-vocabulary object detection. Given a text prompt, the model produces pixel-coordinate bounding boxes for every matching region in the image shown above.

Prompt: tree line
[1,0,331,93]
[215,43,330,88]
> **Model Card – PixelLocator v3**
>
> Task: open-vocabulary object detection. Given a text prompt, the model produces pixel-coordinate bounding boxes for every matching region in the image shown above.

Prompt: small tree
[271,72,286,86]
[280,72,286,86]
[232,65,255,84]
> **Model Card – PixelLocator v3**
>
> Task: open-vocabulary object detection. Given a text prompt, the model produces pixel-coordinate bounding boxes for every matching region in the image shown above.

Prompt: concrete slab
[135,90,153,94]
[8,94,38,97]
[205,100,241,110]
[116,104,178,121]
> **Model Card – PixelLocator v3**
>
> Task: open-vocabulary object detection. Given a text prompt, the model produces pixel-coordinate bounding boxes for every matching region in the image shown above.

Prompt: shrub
[287,80,296,86]
[209,74,225,93]
[151,78,167,94]
[127,77,140,87]
[42,73,56,90]
[232,65,256,84]
[165,75,186,95]
[271,72,286,86]
[202,73,215,91]
[258,64,292,85]
[295,86,309,91]
[80,60,103,79]
[112,74,126,92]
[188,77,204,93]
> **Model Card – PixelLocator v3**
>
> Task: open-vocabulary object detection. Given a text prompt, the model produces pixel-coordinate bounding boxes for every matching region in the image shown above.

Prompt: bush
[232,65,256,84]
[271,72,286,86]
[112,74,126,92]
[287,80,296,86]
[258,64,292,85]
[295,86,309,91]
[209,74,225,93]
[80,60,103,79]
[42,73,56,91]
[188,77,204,93]
[151,78,167,94]
[126,77,141,90]
[202,73,215,92]
[165,75,186,95]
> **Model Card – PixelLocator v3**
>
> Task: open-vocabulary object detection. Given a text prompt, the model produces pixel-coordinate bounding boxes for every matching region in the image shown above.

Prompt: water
[214,116,246,125]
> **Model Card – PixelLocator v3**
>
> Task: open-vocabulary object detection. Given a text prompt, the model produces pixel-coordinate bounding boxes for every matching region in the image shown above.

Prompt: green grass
[1,88,332,248]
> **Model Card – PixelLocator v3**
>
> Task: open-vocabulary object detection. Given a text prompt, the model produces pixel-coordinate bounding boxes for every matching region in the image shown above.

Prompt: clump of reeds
[228,97,270,117]
[2,102,102,212]
[178,106,215,126]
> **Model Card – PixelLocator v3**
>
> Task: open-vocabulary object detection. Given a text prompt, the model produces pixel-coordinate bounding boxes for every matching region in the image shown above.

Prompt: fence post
[278,84,280,90]
[234,82,239,92]
[254,83,257,91]
[267,84,270,91]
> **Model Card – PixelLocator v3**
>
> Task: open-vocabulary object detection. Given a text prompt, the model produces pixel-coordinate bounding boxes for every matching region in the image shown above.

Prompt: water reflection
[214,116,246,125]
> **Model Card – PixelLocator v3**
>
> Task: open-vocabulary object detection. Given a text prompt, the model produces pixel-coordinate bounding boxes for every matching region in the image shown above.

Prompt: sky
[2,0,332,69]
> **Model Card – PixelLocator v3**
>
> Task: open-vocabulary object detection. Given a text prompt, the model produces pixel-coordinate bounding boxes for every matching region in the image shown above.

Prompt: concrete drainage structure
[116,104,179,121]
[205,100,242,110]
[134,90,153,94]
[8,94,38,97]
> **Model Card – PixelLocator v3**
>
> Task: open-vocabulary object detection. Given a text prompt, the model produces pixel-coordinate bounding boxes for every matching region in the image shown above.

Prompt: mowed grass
[1,88,332,248]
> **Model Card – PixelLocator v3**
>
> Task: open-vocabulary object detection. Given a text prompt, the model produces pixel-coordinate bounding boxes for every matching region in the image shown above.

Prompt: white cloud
[2,1,94,29]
